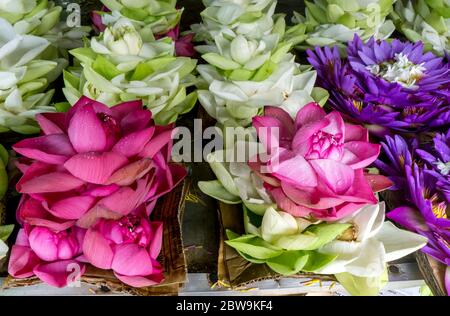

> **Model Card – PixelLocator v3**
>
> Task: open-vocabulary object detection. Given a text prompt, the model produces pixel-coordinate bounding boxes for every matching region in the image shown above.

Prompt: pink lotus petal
[316,202,364,221]
[364,174,393,193]
[64,151,128,185]
[292,119,329,154]
[310,159,354,194]
[91,10,106,32]
[248,160,281,187]
[295,102,326,128]
[106,158,153,186]
[138,129,173,159]
[112,127,155,157]
[322,111,345,136]
[112,100,144,121]
[386,206,429,232]
[28,227,59,262]
[111,243,153,277]
[68,104,107,153]
[270,188,312,217]
[148,163,187,200]
[47,196,96,220]
[13,134,76,164]
[15,229,30,247]
[36,113,66,135]
[114,271,164,287]
[149,221,163,258]
[120,109,152,135]
[76,205,123,228]
[263,106,295,138]
[175,33,195,57]
[33,260,85,288]
[282,181,344,209]
[8,244,40,278]
[83,184,120,197]
[68,96,112,121]
[96,181,148,215]
[345,123,368,142]
[19,172,85,193]
[341,141,380,169]
[16,161,57,191]
[82,229,113,269]
[269,152,318,187]
[338,169,378,204]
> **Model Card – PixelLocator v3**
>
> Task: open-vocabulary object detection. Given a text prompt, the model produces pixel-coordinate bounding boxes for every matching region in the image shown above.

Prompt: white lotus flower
[317,203,427,278]
[64,19,197,125]
[391,0,449,55]
[98,0,182,35]
[191,0,281,42]
[287,0,396,49]
[0,0,89,50]
[199,127,274,214]
[0,17,61,133]
[197,56,323,125]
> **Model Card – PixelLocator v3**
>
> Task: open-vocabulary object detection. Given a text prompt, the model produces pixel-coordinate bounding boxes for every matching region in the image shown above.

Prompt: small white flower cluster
[367,52,426,89]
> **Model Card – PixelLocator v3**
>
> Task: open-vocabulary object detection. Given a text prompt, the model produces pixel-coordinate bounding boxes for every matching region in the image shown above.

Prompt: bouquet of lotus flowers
[391,0,450,55]
[191,0,285,42]
[7,96,187,287]
[374,132,450,295]
[199,102,427,295]
[63,18,197,125]
[0,17,69,134]
[195,0,328,127]
[91,0,195,57]
[307,35,450,137]
[286,0,396,50]
[0,0,90,52]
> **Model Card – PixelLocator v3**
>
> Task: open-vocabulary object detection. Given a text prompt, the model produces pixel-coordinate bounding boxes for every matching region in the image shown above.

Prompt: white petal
[0,239,8,260]
[261,207,298,242]
[344,238,386,278]
[376,221,427,262]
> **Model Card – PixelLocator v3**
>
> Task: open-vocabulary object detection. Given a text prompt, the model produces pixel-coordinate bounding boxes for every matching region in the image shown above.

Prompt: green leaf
[243,201,275,216]
[121,7,148,21]
[10,125,40,135]
[84,66,123,93]
[252,60,277,82]
[54,102,71,112]
[92,55,122,80]
[70,48,97,66]
[270,42,292,63]
[63,70,81,90]
[0,158,7,199]
[311,87,329,106]
[0,144,8,166]
[335,268,389,296]
[302,251,338,272]
[227,68,254,81]
[0,225,14,242]
[266,251,309,275]
[225,233,283,260]
[202,53,241,70]
[198,180,241,204]
[273,232,320,250]
[305,1,328,24]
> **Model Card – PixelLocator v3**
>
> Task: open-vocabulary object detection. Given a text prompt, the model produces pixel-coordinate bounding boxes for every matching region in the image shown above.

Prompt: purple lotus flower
[307,35,450,137]
[377,134,449,281]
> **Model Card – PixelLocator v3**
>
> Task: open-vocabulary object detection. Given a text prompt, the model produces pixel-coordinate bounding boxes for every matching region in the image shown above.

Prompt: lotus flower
[287,0,396,50]
[63,19,197,125]
[317,203,427,277]
[92,0,182,36]
[0,0,90,50]
[12,96,186,231]
[391,0,450,55]
[249,103,392,220]
[8,226,86,288]
[0,17,67,134]
[198,126,275,215]
[191,0,282,42]
[375,134,450,278]
[307,35,450,137]
[82,203,164,287]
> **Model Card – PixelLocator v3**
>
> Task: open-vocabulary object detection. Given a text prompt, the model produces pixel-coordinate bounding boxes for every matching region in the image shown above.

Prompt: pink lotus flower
[8,226,86,288]
[250,103,391,220]
[82,203,164,287]
[13,96,186,229]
